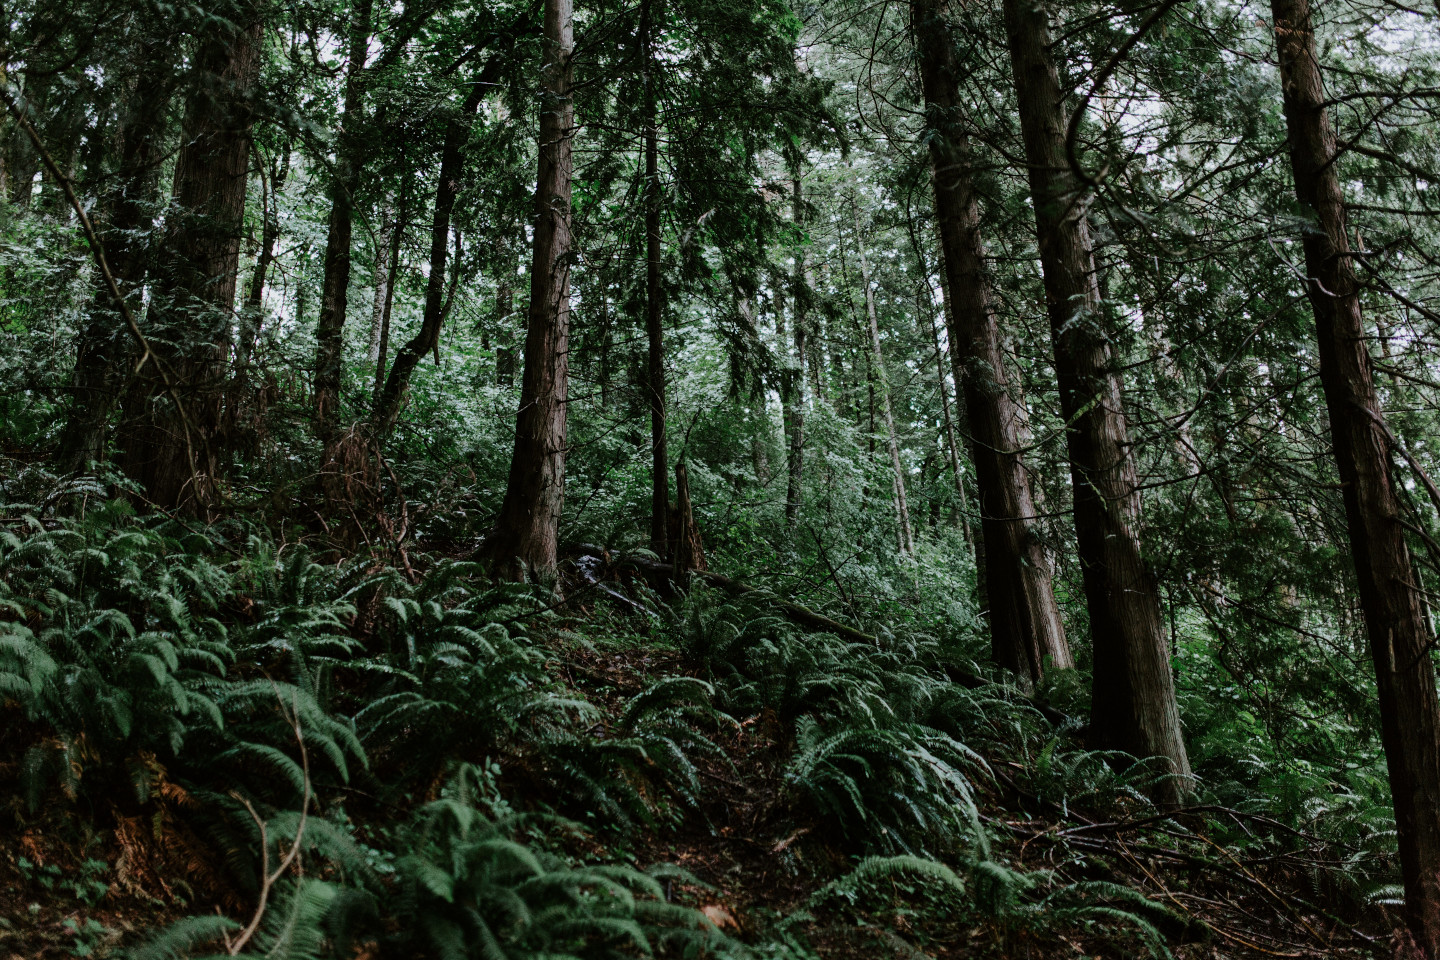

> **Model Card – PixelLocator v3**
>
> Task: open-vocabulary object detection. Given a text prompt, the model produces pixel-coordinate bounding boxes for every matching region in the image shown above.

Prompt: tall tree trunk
[311,0,375,438]
[1002,0,1189,793]
[366,196,394,364]
[1270,0,1440,947]
[598,280,613,409]
[56,38,175,472]
[0,57,8,200]
[782,174,806,528]
[925,282,972,544]
[672,459,706,578]
[487,0,574,580]
[237,140,290,367]
[852,204,914,555]
[495,280,517,386]
[372,74,489,435]
[808,291,827,405]
[735,297,773,488]
[642,0,669,557]
[372,188,404,404]
[914,0,1069,682]
[115,3,262,510]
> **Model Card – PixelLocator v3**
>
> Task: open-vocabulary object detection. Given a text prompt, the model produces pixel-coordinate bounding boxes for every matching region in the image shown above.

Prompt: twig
[225,686,311,956]
[1196,833,1324,944]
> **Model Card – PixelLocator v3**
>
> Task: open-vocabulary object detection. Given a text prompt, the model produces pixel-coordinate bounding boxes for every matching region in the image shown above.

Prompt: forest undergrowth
[0,465,1404,959]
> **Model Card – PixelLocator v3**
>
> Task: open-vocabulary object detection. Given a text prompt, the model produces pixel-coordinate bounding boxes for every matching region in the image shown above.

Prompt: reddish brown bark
[1001,0,1190,793]
[1269,0,1440,947]
[486,0,574,580]
[115,3,262,511]
[913,0,1070,682]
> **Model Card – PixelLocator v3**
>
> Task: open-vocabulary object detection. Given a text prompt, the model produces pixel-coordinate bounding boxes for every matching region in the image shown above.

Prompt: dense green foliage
[6,0,1440,952]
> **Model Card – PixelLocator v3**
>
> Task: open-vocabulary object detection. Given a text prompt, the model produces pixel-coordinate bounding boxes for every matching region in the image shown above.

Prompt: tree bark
[371,71,491,436]
[913,0,1069,682]
[782,175,806,528]
[642,0,669,557]
[671,459,706,578]
[1001,0,1189,794]
[597,279,613,409]
[237,140,290,367]
[366,196,394,364]
[114,2,262,511]
[486,0,574,580]
[311,0,375,438]
[925,278,972,544]
[1269,0,1440,947]
[56,38,176,472]
[852,203,914,555]
[372,188,404,404]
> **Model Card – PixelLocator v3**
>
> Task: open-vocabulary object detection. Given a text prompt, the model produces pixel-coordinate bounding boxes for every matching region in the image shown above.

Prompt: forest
[3,0,1440,954]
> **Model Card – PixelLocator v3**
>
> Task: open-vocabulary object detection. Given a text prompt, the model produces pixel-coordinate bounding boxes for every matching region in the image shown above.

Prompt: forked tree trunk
[913,0,1069,682]
[1001,0,1189,795]
[852,204,914,555]
[312,0,374,438]
[1269,0,1440,947]
[487,0,574,580]
[115,3,262,510]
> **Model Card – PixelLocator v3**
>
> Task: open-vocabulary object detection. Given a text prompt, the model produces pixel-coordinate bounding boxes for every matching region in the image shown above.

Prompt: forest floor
[0,557,1397,959]
[552,642,1386,960]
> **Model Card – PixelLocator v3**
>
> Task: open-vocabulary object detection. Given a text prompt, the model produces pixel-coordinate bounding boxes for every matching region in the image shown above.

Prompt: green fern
[540,676,733,828]
[391,765,733,959]
[784,716,986,853]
